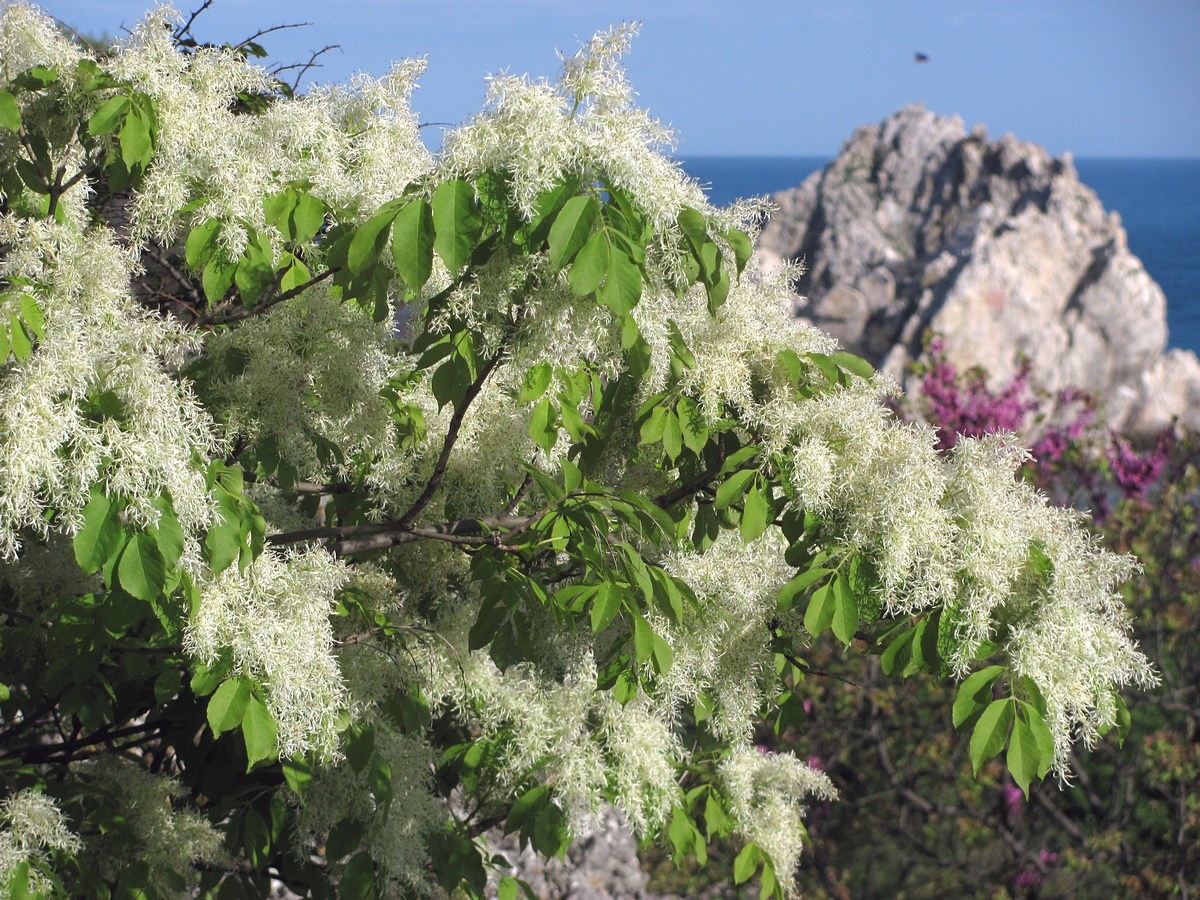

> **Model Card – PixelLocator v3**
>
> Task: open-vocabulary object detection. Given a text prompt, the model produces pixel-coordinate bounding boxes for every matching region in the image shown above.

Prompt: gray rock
[758,105,1200,435]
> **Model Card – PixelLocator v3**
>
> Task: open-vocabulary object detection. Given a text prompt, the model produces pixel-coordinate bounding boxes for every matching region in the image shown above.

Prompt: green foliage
[0,10,1158,900]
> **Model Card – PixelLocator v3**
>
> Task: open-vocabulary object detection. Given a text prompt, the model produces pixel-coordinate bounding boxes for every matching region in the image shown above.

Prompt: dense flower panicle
[78,760,225,897]
[112,9,432,248]
[440,22,709,232]
[721,748,837,892]
[186,549,350,759]
[204,291,399,480]
[0,220,219,558]
[294,726,446,898]
[0,789,81,894]
[661,530,795,742]
[0,4,83,81]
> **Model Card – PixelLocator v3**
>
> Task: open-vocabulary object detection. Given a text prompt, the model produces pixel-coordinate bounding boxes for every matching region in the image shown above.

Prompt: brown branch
[397,351,505,528]
[0,717,175,763]
[653,439,731,509]
[173,1,215,43]
[198,267,336,327]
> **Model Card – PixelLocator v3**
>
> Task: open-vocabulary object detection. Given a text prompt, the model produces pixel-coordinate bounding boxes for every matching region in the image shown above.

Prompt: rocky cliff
[757,105,1200,435]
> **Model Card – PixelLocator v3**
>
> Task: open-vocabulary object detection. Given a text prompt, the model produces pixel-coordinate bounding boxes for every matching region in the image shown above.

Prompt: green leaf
[829,351,874,380]
[0,90,20,132]
[666,320,697,369]
[830,574,859,646]
[290,191,326,243]
[952,665,1005,729]
[632,613,654,664]
[282,756,314,798]
[1113,693,1132,748]
[596,247,642,314]
[117,532,166,602]
[531,804,569,858]
[204,494,243,575]
[1007,712,1040,797]
[661,410,682,461]
[518,362,553,404]
[87,94,129,137]
[676,398,707,457]
[733,843,761,885]
[668,806,696,864]
[16,296,41,342]
[548,194,600,271]
[345,723,376,773]
[190,656,230,697]
[505,783,550,832]
[207,677,252,737]
[969,698,1015,775]
[807,352,842,386]
[777,567,831,612]
[705,259,730,315]
[568,229,609,296]
[432,179,482,274]
[347,201,402,274]
[1020,699,1056,778]
[6,860,30,900]
[715,468,756,510]
[391,198,435,289]
[74,488,123,574]
[723,227,753,277]
[804,582,835,638]
[150,494,185,571]
[591,582,621,633]
[202,254,236,304]
[119,107,152,169]
[880,626,916,676]
[242,694,278,769]
[185,218,222,270]
[677,208,708,259]
[8,314,31,360]
[740,484,771,542]
[529,396,558,452]
[340,851,377,900]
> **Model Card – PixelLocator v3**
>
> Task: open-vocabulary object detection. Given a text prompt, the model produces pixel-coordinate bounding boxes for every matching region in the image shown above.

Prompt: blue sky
[40,0,1200,158]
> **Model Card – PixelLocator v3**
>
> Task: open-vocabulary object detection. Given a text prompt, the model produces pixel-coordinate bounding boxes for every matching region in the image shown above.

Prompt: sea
[677,157,1200,354]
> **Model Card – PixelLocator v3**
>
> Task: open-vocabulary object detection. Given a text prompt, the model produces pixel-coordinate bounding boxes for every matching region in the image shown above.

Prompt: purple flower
[1014,868,1043,891]
[1002,783,1024,818]
[1106,430,1171,499]
[918,344,1038,451]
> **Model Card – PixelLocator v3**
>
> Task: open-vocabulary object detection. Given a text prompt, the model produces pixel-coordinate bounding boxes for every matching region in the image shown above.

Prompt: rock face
[757,105,1200,435]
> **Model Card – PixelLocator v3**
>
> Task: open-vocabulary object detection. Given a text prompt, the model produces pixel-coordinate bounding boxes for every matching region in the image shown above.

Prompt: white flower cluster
[720,748,837,894]
[186,548,350,759]
[0,219,220,559]
[440,23,707,228]
[294,726,445,898]
[112,10,433,248]
[204,291,399,481]
[78,759,225,897]
[0,789,81,895]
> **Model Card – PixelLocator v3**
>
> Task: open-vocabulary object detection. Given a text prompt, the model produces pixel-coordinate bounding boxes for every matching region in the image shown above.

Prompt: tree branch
[398,350,505,528]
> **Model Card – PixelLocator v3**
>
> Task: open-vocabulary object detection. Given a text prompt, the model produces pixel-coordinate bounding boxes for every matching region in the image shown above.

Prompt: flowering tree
[0,7,1158,898]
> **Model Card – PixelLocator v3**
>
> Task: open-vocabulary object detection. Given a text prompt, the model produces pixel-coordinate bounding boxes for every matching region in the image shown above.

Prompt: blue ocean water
[678,156,1200,353]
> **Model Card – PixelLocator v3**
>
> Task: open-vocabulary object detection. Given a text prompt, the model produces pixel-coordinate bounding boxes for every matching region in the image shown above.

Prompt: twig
[398,350,505,527]
[173,0,215,43]
[198,267,336,327]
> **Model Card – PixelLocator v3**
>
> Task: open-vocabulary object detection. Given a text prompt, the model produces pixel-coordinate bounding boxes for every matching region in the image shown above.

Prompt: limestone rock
[758,105,1200,435]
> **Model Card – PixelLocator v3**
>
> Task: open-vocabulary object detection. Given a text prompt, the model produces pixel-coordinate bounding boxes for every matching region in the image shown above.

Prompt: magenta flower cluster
[918,339,1040,451]
[1106,431,1171,499]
